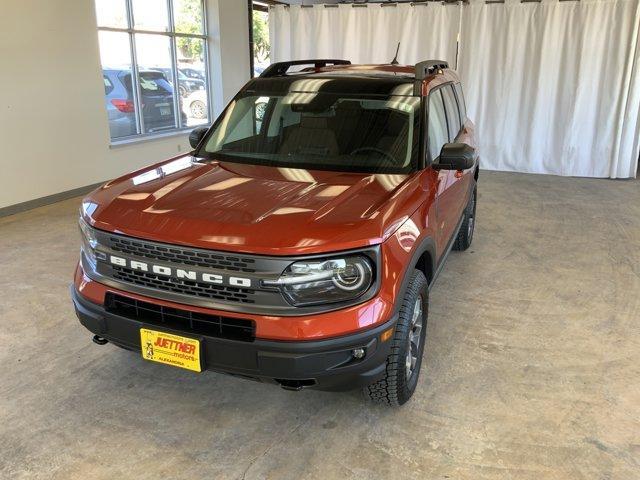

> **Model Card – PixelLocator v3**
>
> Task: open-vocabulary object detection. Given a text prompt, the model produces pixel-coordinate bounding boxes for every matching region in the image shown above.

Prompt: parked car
[102,68,186,137]
[180,67,205,82]
[151,67,205,97]
[75,59,478,406]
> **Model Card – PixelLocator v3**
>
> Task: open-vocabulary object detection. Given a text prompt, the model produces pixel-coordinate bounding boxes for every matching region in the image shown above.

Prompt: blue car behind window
[102,69,187,140]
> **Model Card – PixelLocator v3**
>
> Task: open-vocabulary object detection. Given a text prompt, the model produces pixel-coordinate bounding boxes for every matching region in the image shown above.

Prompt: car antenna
[390,42,401,65]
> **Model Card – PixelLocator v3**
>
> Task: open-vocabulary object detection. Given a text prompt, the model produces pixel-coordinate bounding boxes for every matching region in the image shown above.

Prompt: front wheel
[363,270,428,406]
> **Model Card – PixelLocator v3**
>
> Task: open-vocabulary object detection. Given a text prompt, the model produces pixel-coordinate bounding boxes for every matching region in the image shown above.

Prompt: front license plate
[140,328,201,372]
[159,107,171,116]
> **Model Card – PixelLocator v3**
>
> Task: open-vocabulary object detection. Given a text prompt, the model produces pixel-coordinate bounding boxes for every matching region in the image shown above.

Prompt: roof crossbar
[260,59,351,78]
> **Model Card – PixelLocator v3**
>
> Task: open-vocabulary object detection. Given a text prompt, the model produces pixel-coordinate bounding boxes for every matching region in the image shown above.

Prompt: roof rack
[260,59,351,78]
[414,60,449,95]
[415,60,449,80]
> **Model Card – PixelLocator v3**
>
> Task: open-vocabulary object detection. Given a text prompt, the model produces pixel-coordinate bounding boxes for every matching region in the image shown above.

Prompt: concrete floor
[1,171,639,479]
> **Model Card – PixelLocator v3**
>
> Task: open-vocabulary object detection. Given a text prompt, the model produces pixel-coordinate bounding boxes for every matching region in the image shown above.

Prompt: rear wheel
[363,270,428,406]
[453,186,477,251]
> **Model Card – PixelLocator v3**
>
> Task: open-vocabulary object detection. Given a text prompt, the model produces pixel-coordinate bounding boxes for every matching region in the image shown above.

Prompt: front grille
[105,293,255,342]
[111,266,255,304]
[108,236,256,273]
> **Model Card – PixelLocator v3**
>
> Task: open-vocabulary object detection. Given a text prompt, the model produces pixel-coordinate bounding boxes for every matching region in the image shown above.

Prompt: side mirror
[434,143,475,171]
[189,126,208,150]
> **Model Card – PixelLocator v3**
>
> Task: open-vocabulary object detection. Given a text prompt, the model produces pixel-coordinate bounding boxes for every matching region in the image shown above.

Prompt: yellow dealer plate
[140,328,201,372]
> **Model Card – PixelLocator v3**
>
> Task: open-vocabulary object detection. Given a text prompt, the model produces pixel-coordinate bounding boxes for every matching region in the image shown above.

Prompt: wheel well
[415,251,434,286]
[474,165,479,181]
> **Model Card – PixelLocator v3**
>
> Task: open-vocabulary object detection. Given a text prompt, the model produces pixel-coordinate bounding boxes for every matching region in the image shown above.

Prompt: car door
[427,88,456,257]
[441,84,472,223]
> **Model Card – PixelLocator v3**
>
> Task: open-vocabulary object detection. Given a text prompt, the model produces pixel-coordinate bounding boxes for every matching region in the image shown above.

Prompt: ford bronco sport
[72,59,478,405]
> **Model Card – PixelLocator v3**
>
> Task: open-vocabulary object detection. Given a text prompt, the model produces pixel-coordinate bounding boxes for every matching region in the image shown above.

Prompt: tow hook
[92,335,109,345]
[275,379,316,391]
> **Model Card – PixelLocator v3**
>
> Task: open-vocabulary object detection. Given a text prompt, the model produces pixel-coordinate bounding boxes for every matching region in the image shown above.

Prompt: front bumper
[71,287,396,391]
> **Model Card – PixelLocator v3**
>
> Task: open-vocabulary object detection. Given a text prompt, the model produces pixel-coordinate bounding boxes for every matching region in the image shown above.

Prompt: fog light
[352,348,365,359]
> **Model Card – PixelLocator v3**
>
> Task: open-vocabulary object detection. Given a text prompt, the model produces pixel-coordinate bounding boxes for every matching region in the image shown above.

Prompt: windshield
[197,91,421,174]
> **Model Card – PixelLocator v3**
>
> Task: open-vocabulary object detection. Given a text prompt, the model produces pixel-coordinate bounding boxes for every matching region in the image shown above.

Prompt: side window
[207,97,269,149]
[441,85,461,141]
[103,76,114,95]
[213,100,255,146]
[428,90,448,161]
[454,83,467,122]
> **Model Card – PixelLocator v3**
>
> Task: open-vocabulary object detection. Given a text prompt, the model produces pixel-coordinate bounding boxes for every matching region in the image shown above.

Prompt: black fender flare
[391,235,436,317]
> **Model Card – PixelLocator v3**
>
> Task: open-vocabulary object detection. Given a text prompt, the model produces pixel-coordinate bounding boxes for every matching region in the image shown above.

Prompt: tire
[453,185,477,251]
[190,100,207,119]
[363,270,428,406]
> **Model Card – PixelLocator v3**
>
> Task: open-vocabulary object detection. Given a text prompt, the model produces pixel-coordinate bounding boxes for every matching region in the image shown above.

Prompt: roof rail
[414,60,449,95]
[260,59,351,78]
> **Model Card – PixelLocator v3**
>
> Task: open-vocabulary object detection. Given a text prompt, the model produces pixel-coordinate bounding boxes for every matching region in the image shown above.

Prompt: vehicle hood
[83,155,426,255]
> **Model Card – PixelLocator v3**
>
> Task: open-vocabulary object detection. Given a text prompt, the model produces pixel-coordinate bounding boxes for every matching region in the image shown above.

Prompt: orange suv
[73,59,478,405]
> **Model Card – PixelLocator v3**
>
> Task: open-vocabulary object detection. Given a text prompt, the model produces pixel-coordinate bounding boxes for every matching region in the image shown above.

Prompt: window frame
[441,84,462,143]
[96,0,212,142]
[425,83,454,166]
[453,82,467,124]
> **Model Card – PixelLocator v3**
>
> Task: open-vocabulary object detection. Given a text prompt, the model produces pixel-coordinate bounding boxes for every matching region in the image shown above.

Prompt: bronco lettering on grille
[109,255,253,288]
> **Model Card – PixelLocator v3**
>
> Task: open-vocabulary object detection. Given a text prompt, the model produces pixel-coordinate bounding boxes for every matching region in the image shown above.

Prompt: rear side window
[441,86,461,141]
[428,90,448,161]
[454,83,467,122]
[122,72,173,95]
[103,76,114,95]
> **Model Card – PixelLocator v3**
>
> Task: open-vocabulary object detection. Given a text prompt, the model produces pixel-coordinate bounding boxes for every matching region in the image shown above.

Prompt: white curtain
[458,0,640,178]
[269,1,640,178]
[269,4,460,67]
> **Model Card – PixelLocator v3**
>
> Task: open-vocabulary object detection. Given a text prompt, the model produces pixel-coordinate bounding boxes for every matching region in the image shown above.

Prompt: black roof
[243,73,415,97]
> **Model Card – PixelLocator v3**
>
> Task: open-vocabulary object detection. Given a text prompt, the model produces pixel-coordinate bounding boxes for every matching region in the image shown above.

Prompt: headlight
[79,216,98,266]
[264,255,374,307]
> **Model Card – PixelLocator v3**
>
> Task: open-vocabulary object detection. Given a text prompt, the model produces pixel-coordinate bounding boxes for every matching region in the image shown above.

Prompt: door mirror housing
[189,126,208,150]
[434,143,475,170]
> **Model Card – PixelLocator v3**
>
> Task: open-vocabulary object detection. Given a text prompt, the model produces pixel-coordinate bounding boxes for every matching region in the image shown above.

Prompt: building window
[95,0,211,141]
[251,1,272,77]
